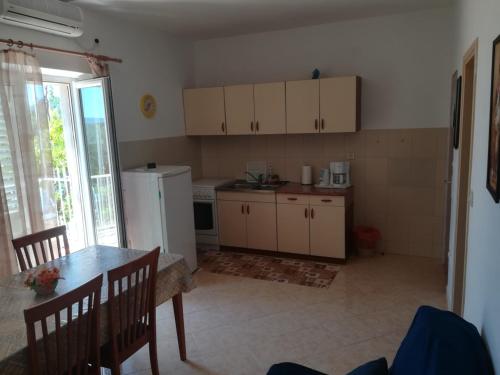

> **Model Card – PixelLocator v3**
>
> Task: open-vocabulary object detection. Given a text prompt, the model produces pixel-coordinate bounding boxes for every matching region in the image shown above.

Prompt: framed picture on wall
[487,35,500,203]
[452,76,462,149]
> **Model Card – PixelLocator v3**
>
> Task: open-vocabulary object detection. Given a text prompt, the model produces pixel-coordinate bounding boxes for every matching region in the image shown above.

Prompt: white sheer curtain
[0,50,56,278]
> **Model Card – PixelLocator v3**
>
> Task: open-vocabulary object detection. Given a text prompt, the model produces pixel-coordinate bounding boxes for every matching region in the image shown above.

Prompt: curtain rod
[0,38,122,63]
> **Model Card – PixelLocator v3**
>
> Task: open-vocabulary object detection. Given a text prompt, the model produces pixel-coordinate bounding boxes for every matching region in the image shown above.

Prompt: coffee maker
[330,161,351,188]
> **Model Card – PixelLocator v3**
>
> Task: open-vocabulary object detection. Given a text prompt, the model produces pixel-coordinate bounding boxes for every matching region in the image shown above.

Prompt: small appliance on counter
[301,165,313,185]
[314,161,351,189]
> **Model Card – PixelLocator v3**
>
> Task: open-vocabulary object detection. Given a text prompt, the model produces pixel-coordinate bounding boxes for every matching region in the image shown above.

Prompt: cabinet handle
[247,204,250,214]
[241,204,245,214]
[256,121,259,132]
[311,208,315,219]
[305,208,308,218]
[314,119,319,130]
[221,122,225,133]
[321,119,325,130]
[321,199,332,203]
[287,197,298,201]
[251,121,254,131]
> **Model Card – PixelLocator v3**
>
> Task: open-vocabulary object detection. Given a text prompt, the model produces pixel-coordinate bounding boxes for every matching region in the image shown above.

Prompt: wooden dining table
[0,245,195,374]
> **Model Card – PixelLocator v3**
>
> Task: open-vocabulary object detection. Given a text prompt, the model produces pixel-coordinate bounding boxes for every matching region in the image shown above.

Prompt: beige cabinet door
[277,204,310,254]
[254,82,286,134]
[309,205,345,259]
[286,80,320,134]
[224,84,255,135]
[217,200,247,248]
[246,202,277,251]
[320,76,360,133]
[183,87,226,135]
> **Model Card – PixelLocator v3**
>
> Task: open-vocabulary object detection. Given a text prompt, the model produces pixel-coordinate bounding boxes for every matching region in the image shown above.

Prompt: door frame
[452,39,478,316]
[443,72,458,275]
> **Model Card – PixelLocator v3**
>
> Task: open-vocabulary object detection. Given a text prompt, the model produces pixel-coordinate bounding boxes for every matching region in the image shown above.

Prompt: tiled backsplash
[201,128,450,259]
[118,136,202,179]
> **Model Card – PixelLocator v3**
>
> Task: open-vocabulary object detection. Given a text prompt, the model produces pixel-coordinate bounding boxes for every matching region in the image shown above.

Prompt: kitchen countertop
[276,182,354,197]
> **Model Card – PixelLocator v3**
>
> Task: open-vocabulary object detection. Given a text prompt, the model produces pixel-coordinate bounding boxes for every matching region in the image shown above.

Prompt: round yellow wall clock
[140,94,157,119]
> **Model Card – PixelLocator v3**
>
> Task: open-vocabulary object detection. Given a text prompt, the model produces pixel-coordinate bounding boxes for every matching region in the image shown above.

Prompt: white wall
[194,8,454,130]
[0,9,194,142]
[447,0,500,371]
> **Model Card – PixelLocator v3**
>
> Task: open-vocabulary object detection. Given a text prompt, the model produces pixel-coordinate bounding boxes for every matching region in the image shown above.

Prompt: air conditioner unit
[0,0,84,37]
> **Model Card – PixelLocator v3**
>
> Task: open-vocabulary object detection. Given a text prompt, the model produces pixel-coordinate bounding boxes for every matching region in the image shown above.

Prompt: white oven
[192,179,233,245]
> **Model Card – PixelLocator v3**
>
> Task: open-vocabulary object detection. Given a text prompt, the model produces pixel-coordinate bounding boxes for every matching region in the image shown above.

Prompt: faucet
[245,171,264,184]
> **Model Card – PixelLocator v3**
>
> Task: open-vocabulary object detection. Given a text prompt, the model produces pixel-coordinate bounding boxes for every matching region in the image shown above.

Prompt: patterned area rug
[198,249,340,288]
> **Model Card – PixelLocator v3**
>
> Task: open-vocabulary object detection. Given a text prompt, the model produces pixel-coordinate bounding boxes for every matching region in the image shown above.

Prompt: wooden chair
[24,274,103,375]
[12,225,70,271]
[102,247,161,375]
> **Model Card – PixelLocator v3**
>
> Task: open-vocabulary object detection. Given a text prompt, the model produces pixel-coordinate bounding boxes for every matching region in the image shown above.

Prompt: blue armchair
[267,306,494,375]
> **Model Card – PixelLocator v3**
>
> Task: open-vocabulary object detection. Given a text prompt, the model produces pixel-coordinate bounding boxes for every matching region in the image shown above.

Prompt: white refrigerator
[121,165,197,271]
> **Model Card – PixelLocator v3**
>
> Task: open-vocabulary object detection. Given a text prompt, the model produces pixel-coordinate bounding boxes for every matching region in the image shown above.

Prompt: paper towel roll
[301,165,312,185]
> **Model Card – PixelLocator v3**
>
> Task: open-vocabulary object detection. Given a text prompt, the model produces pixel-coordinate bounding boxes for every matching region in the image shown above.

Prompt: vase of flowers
[25,266,63,296]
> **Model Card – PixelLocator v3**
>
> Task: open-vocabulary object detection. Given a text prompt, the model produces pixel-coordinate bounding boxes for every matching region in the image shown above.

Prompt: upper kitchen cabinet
[286,79,320,134]
[254,82,286,134]
[184,87,226,136]
[320,76,361,133]
[224,84,255,135]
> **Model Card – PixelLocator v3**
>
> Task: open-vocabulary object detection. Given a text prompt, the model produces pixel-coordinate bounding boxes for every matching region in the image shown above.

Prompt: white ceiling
[70,0,455,40]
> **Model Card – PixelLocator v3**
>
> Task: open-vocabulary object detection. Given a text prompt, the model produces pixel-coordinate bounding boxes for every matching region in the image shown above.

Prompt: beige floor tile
[122,253,446,375]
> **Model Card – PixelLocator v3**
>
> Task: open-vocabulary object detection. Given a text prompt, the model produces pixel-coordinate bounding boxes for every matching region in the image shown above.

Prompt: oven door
[193,199,218,236]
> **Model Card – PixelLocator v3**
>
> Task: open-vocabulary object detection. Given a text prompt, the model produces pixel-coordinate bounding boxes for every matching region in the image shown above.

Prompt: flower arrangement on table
[24,266,64,296]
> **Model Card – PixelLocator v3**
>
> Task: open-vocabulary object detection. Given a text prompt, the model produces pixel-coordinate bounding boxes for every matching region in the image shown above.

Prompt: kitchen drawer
[309,195,345,207]
[217,191,276,203]
[277,194,309,205]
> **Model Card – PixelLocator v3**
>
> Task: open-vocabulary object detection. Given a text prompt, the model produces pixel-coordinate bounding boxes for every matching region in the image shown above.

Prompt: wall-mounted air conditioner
[0,0,84,37]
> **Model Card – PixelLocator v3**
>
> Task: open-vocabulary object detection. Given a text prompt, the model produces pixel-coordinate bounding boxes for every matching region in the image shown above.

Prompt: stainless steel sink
[220,180,287,193]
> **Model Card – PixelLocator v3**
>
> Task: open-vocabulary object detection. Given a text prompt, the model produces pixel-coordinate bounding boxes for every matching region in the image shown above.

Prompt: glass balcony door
[72,78,124,247]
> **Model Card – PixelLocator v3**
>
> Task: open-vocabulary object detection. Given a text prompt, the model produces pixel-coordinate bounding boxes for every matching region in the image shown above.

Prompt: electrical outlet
[346,152,355,160]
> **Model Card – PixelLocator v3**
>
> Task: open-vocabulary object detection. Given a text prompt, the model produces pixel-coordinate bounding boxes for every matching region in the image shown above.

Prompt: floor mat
[198,249,340,288]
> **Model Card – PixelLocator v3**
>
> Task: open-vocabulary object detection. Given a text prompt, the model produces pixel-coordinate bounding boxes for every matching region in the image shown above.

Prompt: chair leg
[172,293,187,361]
[110,363,121,375]
[149,335,160,375]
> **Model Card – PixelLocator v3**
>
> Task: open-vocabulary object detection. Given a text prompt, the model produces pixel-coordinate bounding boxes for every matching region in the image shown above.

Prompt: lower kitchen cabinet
[217,200,247,248]
[277,194,348,260]
[276,203,310,254]
[217,192,277,251]
[309,205,345,258]
[217,190,351,260]
[246,202,277,251]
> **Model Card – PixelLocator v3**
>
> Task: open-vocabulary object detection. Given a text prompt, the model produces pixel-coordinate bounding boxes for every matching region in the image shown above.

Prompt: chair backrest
[12,225,70,271]
[24,274,103,375]
[107,247,160,361]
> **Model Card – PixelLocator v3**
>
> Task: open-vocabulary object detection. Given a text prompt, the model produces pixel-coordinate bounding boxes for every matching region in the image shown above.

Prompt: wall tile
[345,132,366,158]
[350,159,366,187]
[267,135,286,158]
[407,187,436,216]
[202,157,220,177]
[364,184,389,218]
[302,134,325,157]
[365,158,388,186]
[284,157,304,182]
[196,128,449,259]
[324,134,346,159]
[386,130,411,158]
[249,136,267,158]
[410,129,438,159]
[285,135,303,157]
[387,158,412,187]
[365,130,390,158]
[409,159,437,188]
